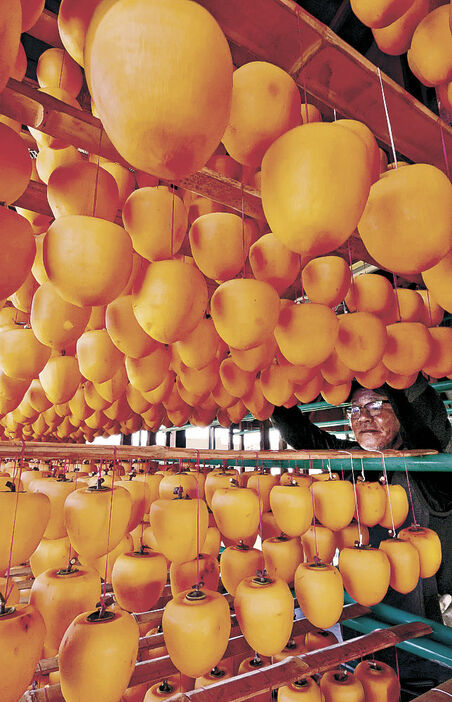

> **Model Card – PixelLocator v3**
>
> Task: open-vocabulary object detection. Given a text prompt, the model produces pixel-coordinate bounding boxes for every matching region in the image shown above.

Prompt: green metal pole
[371,603,452,648]
[342,616,452,668]
[344,592,452,648]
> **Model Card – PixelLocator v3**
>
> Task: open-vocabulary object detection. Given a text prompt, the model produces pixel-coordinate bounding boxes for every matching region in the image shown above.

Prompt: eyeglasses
[346,400,391,420]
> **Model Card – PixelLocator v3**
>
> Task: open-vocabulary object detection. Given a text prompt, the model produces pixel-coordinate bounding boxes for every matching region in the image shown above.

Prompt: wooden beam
[410,678,452,701]
[196,0,452,175]
[26,9,64,49]
[14,179,52,217]
[0,440,436,462]
[0,80,263,220]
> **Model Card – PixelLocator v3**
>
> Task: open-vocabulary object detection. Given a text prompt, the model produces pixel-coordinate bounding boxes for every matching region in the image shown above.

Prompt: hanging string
[333,108,337,122]
[376,450,397,537]
[92,124,104,217]
[4,442,25,605]
[360,458,365,482]
[393,273,402,322]
[138,454,145,549]
[11,457,18,486]
[341,450,363,546]
[295,10,309,124]
[347,240,355,299]
[196,449,201,588]
[240,180,246,277]
[403,457,418,526]
[308,451,320,561]
[299,256,305,303]
[310,485,320,561]
[377,67,398,168]
[255,452,263,542]
[58,49,66,89]
[439,124,450,180]
[170,184,175,258]
[101,447,117,613]
[425,288,433,327]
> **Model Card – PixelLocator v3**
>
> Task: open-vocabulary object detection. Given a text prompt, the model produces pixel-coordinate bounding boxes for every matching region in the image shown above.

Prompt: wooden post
[175,430,186,449]
[228,427,234,451]
[147,431,157,446]
[260,420,271,451]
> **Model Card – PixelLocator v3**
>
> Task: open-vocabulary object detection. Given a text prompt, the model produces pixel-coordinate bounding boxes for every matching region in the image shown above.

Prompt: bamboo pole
[0,440,436,462]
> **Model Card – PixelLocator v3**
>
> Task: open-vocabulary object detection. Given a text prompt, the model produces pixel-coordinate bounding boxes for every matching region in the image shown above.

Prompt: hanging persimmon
[0,123,32,205]
[358,164,452,274]
[210,278,280,350]
[133,259,208,344]
[44,215,133,307]
[85,0,233,179]
[123,186,188,262]
[221,61,301,167]
[261,122,372,257]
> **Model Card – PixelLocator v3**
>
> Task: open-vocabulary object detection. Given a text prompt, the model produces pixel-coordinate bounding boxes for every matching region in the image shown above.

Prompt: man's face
[349,388,402,451]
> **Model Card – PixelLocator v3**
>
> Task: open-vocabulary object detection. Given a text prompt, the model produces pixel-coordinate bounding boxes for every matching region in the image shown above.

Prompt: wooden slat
[197,0,452,174]
[412,678,452,701]
[26,9,64,49]
[14,179,52,217]
[0,440,436,461]
[23,621,430,702]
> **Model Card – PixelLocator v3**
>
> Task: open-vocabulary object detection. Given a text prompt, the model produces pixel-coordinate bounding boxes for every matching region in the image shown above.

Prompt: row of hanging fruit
[0,457,440,700]
[0,1,451,441]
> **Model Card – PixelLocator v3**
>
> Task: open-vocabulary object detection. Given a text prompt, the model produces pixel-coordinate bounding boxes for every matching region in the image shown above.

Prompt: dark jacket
[272,375,452,688]
[271,375,452,614]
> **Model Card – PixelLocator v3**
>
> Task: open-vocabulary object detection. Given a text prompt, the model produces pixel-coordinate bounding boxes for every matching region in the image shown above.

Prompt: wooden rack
[31,602,367,679]
[6,0,449,281]
[22,619,431,702]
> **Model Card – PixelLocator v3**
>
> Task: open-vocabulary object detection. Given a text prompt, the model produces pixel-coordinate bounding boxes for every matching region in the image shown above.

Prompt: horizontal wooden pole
[410,677,452,701]
[0,440,436,462]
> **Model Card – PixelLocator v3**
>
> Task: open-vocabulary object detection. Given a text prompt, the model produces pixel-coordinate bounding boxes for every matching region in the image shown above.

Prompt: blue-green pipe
[177,454,452,472]
[344,593,452,648]
[372,603,452,648]
[343,616,452,668]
